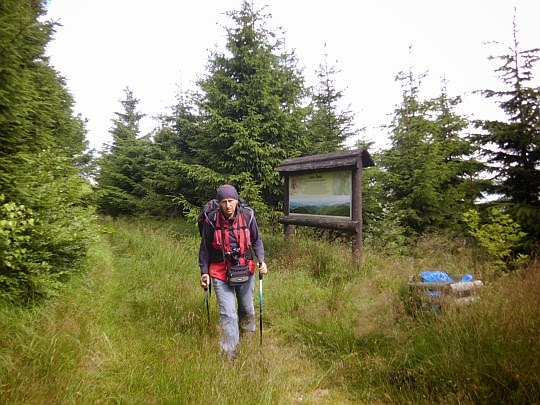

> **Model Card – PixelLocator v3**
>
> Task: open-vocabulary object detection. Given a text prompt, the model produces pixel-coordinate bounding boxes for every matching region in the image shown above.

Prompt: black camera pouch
[227,264,250,286]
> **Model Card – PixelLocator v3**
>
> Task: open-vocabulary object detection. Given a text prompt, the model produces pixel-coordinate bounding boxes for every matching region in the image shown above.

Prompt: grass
[1,217,539,404]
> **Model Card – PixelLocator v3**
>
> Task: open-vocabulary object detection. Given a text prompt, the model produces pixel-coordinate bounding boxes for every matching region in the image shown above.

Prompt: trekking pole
[259,271,263,346]
[204,287,209,323]
[204,278,211,324]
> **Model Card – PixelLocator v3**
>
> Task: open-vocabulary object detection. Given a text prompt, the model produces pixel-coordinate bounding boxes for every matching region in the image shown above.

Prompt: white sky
[44,0,539,152]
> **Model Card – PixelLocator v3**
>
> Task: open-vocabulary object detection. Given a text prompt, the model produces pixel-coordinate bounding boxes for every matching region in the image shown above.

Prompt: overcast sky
[44,0,539,152]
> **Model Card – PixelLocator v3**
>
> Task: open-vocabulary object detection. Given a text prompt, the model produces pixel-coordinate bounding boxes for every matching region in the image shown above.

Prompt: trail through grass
[0,219,352,404]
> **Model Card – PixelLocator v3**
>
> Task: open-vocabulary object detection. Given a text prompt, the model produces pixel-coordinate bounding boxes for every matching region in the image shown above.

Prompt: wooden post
[351,157,363,264]
[284,224,295,241]
[283,175,294,241]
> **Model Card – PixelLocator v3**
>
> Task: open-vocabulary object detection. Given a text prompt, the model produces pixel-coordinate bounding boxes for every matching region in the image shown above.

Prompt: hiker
[199,184,268,360]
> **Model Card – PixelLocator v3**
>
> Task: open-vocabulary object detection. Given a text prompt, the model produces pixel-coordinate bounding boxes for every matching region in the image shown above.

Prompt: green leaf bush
[0,156,97,302]
[463,208,529,274]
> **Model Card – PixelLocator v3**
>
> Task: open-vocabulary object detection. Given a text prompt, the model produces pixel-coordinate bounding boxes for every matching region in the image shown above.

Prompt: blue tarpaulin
[421,270,455,283]
[420,271,473,284]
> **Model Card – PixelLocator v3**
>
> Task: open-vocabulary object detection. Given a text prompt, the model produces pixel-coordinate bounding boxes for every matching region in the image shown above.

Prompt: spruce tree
[381,69,440,234]
[381,69,482,235]
[1,0,88,200]
[146,91,223,215]
[306,51,358,154]
[153,91,201,164]
[474,21,540,244]
[95,88,150,216]
[194,1,308,207]
[429,83,486,226]
[1,0,95,301]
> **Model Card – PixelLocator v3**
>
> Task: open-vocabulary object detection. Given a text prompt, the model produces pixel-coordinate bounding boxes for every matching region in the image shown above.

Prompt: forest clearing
[2,1,540,403]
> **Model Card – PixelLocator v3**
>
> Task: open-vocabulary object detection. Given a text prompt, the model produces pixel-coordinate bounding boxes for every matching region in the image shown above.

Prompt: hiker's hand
[258,261,268,275]
[200,274,210,289]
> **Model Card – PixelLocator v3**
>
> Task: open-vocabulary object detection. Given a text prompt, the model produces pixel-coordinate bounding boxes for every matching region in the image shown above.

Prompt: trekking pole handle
[201,274,210,290]
[258,261,267,280]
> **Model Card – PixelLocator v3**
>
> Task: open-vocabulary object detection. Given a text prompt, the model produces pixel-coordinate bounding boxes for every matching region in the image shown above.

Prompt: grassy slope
[1,218,539,404]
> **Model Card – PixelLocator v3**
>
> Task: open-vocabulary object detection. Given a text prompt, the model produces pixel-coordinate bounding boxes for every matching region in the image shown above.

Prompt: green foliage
[305,52,359,154]
[91,1,369,219]
[359,153,410,254]
[381,70,483,235]
[0,0,89,200]
[0,196,44,300]
[0,0,55,157]
[363,211,410,256]
[153,91,202,164]
[463,208,529,273]
[171,171,278,231]
[228,174,279,228]
[119,1,316,214]
[95,88,152,216]
[147,160,227,215]
[146,93,214,216]
[0,1,97,302]
[474,24,540,244]
[194,1,309,207]
[0,151,97,302]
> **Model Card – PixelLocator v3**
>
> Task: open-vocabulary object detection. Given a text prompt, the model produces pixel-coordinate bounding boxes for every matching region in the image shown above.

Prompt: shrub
[463,208,529,274]
[0,155,98,302]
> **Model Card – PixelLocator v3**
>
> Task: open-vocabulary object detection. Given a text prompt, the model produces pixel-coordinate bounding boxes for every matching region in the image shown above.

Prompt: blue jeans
[212,275,255,357]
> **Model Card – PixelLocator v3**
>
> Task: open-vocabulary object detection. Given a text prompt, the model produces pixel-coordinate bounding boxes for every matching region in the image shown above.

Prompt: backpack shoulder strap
[204,209,220,230]
[239,206,254,228]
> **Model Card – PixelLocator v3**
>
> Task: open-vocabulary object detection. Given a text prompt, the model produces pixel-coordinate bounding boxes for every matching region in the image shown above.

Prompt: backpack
[197,196,252,236]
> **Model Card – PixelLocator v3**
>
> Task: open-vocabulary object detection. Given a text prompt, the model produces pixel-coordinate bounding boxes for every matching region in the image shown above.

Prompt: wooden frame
[277,148,374,264]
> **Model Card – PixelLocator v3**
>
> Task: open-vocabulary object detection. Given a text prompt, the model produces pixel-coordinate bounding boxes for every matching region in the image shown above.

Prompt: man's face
[219,198,238,218]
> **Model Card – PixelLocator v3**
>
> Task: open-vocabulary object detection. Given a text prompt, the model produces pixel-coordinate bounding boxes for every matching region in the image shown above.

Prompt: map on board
[289,170,351,218]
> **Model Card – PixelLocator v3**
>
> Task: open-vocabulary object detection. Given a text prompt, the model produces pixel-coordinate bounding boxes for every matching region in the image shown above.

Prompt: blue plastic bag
[420,271,455,283]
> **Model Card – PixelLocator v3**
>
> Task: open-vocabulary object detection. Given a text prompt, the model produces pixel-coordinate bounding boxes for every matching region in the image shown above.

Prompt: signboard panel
[289,170,351,218]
